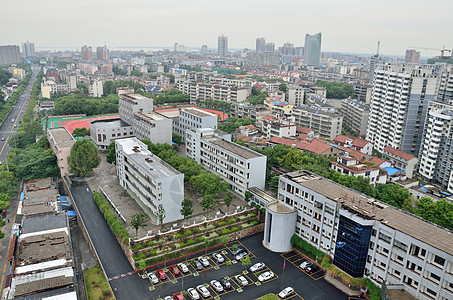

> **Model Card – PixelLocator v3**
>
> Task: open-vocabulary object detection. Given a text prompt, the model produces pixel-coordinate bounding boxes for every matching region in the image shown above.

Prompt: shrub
[93,192,129,244]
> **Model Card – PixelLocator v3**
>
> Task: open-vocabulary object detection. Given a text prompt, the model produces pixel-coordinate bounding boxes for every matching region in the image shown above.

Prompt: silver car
[210,280,224,292]
[196,285,211,298]
[212,252,224,263]
[198,256,210,267]
[147,273,159,284]
[187,288,200,300]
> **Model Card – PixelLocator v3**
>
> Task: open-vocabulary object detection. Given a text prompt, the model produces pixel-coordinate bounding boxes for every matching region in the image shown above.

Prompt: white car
[210,280,224,292]
[196,285,211,298]
[258,271,275,282]
[234,275,248,286]
[198,256,210,267]
[187,288,200,300]
[249,262,265,272]
[299,260,313,269]
[235,251,249,261]
[147,273,159,284]
[178,262,189,273]
[212,252,224,263]
[278,287,295,299]
[164,297,172,300]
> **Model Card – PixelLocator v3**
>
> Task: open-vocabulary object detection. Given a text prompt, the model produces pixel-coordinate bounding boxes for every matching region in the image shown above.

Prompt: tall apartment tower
[201,45,208,55]
[21,41,35,58]
[217,35,228,57]
[256,38,265,52]
[405,49,421,64]
[0,45,21,65]
[304,33,322,66]
[81,45,93,60]
[96,46,109,61]
[366,64,440,156]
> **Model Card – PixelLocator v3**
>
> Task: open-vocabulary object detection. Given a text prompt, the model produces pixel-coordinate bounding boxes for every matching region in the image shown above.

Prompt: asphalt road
[0,66,39,162]
[69,180,150,299]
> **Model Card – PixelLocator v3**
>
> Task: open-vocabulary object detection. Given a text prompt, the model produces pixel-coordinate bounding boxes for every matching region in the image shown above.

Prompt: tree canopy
[316,80,355,99]
[72,127,90,137]
[106,141,116,164]
[218,118,254,133]
[0,69,12,85]
[68,140,101,176]
[53,94,119,116]
[246,92,268,106]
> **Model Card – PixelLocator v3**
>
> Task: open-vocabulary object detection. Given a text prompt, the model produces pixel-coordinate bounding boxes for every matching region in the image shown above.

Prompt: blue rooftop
[383,167,405,176]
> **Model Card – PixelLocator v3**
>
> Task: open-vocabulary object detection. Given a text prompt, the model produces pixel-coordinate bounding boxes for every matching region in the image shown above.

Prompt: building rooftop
[90,118,131,128]
[135,111,167,121]
[209,138,263,160]
[47,128,74,148]
[183,107,216,118]
[21,213,68,235]
[293,105,342,117]
[285,170,453,255]
[383,146,416,161]
[267,201,296,214]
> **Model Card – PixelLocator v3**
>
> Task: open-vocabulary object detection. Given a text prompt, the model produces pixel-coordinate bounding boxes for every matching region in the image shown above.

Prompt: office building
[0,45,21,65]
[118,93,172,144]
[81,45,93,60]
[304,33,322,66]
[265,170,453,300]
[173,107,218,143]
[292,105,343,140]
[405,49,421,64]
[218,35,228,57]
[21,41,35,58]
[96,46,109,61]
[186,128,266,196]
[116,138,184,223]
[256,37,266,52]
[340,98,370,137]
[366,64,440,155]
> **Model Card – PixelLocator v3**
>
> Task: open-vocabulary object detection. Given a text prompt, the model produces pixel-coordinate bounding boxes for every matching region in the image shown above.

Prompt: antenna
[376,41,380,56]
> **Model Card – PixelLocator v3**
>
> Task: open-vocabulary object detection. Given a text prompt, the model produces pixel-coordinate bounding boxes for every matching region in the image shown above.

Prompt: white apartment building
[89,79,103,97]
[262,116,297,139]
[330,153,386,186]
[177,81,249,104]
[366,64,440,156]
[229,103,270,127]
[292,105,343,140]
[173,107,218,143]
[286,85,306,106]
[115,138,184,223]
[118,93,172,144]
[340,98,370,137]
[186,128,266,196]
[383,146,418,178]
[266,170,453,300]
[90,118,134,150]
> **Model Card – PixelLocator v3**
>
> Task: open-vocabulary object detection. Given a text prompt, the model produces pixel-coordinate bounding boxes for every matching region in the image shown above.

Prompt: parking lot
[137,233,347,300]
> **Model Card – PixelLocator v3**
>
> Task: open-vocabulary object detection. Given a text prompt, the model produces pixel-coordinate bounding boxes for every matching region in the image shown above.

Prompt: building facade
[21,41,35,58]
[173,107,218,143]
[0,45,21,65]
[340,98,370,137]
[186,128,266,196]
[405,49,421,64]
[383,146,418,179]
[115,138,184,223]
[218,35,228,57]
[292,105,343,140]
[177,81,248,103]
[304,33,322,66]
[90,118,134,150]
[89,79,103,97]
[262,116,297,139]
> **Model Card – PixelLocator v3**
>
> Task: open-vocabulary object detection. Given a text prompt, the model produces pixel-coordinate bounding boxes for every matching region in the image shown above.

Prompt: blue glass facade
[333,215,372,278]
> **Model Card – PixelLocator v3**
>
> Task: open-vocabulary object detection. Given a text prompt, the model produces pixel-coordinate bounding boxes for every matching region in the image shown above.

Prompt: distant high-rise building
[0,45,21,65]
[295,47,304,57]
[201,45,208,55]
[265,42,275,53]
[304,33,322,66]
[368,41,382,84]
[279,42,295,55]
[96,46,109,61]
[218,35,228,57]
[405,49,420,64]
[21,41,35,58]
[81,45,93,60]
[256,37,266,52]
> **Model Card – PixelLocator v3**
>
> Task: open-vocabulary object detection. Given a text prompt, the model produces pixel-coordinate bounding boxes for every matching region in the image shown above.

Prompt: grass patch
[257,294,278,300]
[84,265,114,300]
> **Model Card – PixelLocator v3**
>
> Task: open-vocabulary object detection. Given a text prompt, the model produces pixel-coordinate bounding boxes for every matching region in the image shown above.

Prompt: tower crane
[409,46,452,57]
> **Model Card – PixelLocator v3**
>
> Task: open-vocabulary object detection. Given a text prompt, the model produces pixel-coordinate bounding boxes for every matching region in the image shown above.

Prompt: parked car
[196,285,211,298]
[234,275,248,286]
[156,269,167,280]
[169,265,180,275]
[258,271,275,282]
[187,288,200,300]
[178,263,189,273]
[249,262,265,272]
[231,246,245,256]
[193,260,203,271]
[212,252,224,263]
[278,287,295,299]
[306,265,320,274]
[210,280,224,292]
[219,278,232,290]
[235,251,249,261]
[299,261,313,270]
[164,297,172,300]
[198,256,210,267]
[173,292,184,300]
[147,273,159,284]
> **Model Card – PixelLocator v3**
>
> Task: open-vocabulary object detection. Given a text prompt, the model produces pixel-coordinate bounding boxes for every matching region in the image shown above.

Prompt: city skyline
[1,0,452,56]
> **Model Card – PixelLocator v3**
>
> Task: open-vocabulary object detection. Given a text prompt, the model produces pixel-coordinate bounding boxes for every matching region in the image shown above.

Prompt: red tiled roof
[301,139,333,155]
[245,124,256,130]
[296,126,313,134]
[297,134,309,141]
[383,146,416,161]
[368,156,387,166]
[263,115,277,120]
[237,136,253,142]
[333,135,370,149]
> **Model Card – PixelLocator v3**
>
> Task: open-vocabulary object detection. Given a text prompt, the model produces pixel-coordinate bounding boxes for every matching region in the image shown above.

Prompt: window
[394,240,408,251]
[434,255,445,267]
[378,232,392,243]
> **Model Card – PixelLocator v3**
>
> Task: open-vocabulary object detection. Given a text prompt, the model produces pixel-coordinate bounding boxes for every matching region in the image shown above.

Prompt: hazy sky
[2,0,452,56]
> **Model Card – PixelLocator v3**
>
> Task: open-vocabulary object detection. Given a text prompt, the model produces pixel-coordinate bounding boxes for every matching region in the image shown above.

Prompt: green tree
[0,69,12,85]
[106,141,116,164]
[157,204,166,229]
[244,191,253,203]
[68,140,101,176]
[72,127,90,137]
[77,83,88,94]
[241,255,251,270]
[130,213,148,237]
[172,133,182,145]
[224,192,233,212]
[180,198,194,223]
[278,83,287,93]
[269,174,280,192]
[200,194,216,218]
[315,80,354,99]
[251,86,260,96]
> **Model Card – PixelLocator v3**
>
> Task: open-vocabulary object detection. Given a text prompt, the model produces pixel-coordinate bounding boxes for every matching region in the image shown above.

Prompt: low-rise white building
[330,153,386,186]
[173,107,218,143]
[90,118,134,150]
[115,138,184,223]
[262,115,297,139]
[186,128,266,196]
[340,98,370,137]
[292,105,343,140]
[89,79,103,97]
[383,146,418,179]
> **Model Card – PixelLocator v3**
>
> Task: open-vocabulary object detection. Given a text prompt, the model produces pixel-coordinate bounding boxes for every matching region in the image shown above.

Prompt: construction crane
[409,46,452,57]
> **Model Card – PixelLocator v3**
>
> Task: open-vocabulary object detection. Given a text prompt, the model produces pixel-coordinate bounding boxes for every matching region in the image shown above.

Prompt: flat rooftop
[135,111,167,121]
[90,118,131,128]
[284,171,453,256]
[26,177,54,192]
[47,128,74,148]
[184,107,216,118]
[293,105,342,117]
[21,213,68,235]
[268,201,295,214]
[209,138,263,160]
[17,231,70,266]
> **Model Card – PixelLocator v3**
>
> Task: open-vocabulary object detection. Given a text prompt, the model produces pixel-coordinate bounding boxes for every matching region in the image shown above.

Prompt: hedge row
[93,192,130,244]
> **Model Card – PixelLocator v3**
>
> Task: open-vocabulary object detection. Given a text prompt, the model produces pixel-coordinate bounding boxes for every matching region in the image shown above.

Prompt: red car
[156,269,166,280]
[173,292,184,300]
[169,265,180,276]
